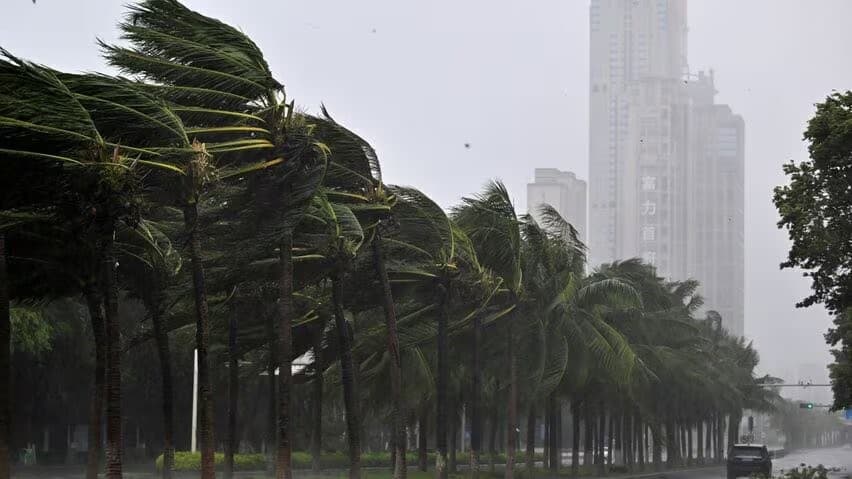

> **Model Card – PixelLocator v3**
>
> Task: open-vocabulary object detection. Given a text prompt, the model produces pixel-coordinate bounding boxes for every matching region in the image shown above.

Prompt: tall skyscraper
[527,169,587,243]
[686,71,745,335]
[588,0,689,278]
[588,0,745,335]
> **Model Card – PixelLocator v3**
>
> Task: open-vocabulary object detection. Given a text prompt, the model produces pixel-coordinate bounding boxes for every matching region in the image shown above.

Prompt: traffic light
[799,402,814,409]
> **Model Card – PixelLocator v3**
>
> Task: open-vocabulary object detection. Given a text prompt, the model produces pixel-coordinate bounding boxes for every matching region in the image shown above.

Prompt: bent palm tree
[453,181,524,479]
[0,51,197,478]
[104,3,328,477]
[297,192,366,479]
[314,109,407,479]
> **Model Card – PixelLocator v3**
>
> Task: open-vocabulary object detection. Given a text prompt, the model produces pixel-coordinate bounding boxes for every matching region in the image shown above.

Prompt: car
[727,444,772,479]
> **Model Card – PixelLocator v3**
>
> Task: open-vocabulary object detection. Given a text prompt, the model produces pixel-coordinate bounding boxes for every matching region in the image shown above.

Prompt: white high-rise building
[588,0,745,335]
[588,0,690,278]
[527,168,587,243]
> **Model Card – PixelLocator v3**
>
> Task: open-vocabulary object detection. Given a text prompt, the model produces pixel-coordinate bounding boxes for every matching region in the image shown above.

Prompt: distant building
[588,0,745,335]
[588,0,689,274]
[527,168,587,243]
[686,71,745,336]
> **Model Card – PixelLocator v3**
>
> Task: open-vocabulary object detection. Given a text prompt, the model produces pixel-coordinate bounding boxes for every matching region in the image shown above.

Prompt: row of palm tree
[0,1,778,479]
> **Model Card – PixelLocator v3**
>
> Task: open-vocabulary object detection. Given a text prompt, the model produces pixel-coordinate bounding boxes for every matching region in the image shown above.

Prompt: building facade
[588,0,689,277]
[527,168,587,243]
[588,0,745,335]
[686,71,745,335]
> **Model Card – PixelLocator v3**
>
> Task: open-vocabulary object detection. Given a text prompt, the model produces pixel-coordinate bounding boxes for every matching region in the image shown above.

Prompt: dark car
[727,444,772,479]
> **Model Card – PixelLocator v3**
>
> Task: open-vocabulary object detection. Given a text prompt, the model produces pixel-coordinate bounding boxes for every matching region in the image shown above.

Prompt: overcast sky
[2,0,848,390]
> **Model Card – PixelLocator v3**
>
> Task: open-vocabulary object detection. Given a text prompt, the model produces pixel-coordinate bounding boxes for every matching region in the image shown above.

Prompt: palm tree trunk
[607,414,614,468]
[150,303,174,479]
[709,417,715,462]
[592,418,598,466]
[449,397,458,474]
[224,304,239,479]
[556,400,563,471]
[634,413,643,470]
[625,411,633,470]
[570,401,579,476]
[687,422,693,466]
[84,286,106,479]
[525,406,535,475]
[469,315,482,478]
[276,230,295,479]
[265,314,277,467]
[372,234,406,479]
[716,415,724,462]
[543,404,549,470]
[615,413,622,468]
[665,419,677,469]
[488,406,498,474]
[596,405,606,476]
[311,328,323,474]
[583,405,593,468]
[705,419,712,462]
[696,421,703,465]
[332,273,361,479]
[0,234,10,479]
[101,227,123,479]
[505,323,518,479]
[650,423,662,471]
[418,410,428,472]
[728,412,740,450]
[183,205,214,479]
[436,285,449,479]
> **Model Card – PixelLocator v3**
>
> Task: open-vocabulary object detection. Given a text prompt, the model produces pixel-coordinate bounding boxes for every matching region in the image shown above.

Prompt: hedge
[157,450,544,472]
[155,452,266,472]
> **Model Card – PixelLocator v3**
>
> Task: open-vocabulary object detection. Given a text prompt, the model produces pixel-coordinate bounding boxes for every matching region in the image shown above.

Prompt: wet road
[661,445,852,479]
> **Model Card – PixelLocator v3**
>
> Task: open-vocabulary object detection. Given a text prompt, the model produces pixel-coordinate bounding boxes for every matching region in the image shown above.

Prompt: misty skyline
[1,0,845,385]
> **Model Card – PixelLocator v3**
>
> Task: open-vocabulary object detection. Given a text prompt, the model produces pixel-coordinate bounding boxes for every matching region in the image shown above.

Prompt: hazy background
[2,0,847,394]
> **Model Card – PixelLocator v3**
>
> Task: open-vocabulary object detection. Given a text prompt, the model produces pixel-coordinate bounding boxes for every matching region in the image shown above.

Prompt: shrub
[155,452,266,472]
[155,450,544,471]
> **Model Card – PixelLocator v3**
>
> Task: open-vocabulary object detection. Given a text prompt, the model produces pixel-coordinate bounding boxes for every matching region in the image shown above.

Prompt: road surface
[659,445,852,479]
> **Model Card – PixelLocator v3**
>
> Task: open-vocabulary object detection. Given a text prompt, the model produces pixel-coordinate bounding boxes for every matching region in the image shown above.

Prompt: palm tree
[225,289,240,479]
[0,50,204,478]
[298,193,366,479]
[116,217,183,479]
[314,109,407,479]
[0,232,8,479]
[104,3,328,477]
[453,181,524,479]
[380,186,500,479]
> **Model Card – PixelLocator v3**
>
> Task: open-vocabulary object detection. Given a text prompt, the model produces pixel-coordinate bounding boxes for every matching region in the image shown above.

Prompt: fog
[1,0,845,396]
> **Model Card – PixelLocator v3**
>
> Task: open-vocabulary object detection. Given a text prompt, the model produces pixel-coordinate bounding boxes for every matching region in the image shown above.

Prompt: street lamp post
[191,348,198,453]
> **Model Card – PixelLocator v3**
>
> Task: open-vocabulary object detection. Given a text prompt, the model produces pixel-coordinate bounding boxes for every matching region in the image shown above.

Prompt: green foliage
[10,303,50,356]
[155,452,266,472]
[774,92,852,314]
[155,451,543,471]
[774,91,852,410]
